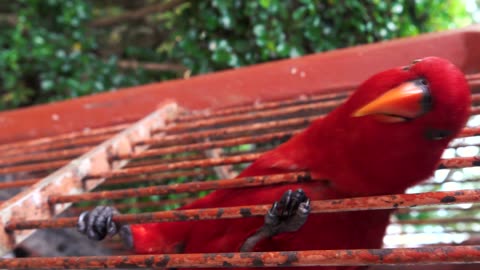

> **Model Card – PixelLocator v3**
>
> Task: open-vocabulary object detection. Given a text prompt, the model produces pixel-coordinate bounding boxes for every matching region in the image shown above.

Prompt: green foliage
[0,0,476,110]
[0,0,169,110]
[168,0,475,74]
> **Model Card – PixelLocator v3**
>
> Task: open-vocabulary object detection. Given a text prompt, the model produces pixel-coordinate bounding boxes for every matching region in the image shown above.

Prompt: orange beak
[352,80,431,123]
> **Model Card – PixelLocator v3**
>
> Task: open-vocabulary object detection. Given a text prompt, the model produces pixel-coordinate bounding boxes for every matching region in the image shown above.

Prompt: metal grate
[0,73,478,268]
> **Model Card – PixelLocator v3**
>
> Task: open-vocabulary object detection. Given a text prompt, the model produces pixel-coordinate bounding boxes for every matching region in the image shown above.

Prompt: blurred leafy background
[0,0,479,110]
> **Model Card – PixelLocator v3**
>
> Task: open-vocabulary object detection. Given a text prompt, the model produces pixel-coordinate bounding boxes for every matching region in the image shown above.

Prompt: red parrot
[79,57,471,270]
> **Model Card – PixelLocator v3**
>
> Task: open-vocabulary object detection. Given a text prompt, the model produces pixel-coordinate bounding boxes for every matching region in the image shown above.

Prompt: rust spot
[117,256,137,268]
[240,208,252,217]
[144,256,154,267]
[224,253,235,258]
[174,212,189,221]
[437,163,447,169]
[278,252,299,266]
[216,208,224,218]
[440,196,456,203]
[369,249,393,261]
[223,261,233,267]
[252,257,264,267]
[155,255,170,267]
[331,199,343,205]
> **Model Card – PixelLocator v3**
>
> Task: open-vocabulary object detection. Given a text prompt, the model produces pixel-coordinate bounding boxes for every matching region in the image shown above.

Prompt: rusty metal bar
[0,128,477,177]
[175,74,480,124]
[467,73,480,81]
[0,178,40,189]
[0,159,70,175]
[117,129,299,161]
[68,197,197,215]
[439,156,480,169]
[139,116,315,148]
[459,126,480,137]
[0,102,178,256]
[0,134,113,158]
[48,172,312,204]
[471,80,480,88]
[1,246,480,269]
[167,99,480,136]
[142,102,480,149]
[0,123,129,152]
[78,153,480,182]
[0,146,91,167]
[103,169,211,186]
[472,106,480,115]
[158,80,480,134]
[122,154,208,168]
[8,189,480,230]
[85,152,263,180]
[154,101,337,134]
[176,91,351,123]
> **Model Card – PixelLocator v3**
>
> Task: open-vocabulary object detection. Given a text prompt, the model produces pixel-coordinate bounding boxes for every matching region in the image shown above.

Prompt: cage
[0,25,479,269]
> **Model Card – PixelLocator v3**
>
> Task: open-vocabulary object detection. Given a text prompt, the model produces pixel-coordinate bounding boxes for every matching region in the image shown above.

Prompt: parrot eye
[413,77,432,114]
[425,128,452,140]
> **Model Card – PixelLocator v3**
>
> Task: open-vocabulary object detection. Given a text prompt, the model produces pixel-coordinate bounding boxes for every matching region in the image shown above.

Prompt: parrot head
[319,56,472,195]
[350,56,471,141]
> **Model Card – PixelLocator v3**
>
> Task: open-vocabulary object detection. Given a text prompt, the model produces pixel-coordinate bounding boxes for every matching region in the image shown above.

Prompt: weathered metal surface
[102,169,212,186]
[459,126,480,137]
[1,26,479,144]
[0,146,91,167]
[68,197,197,215]
[155,101,340,134]
[8,189,480,230]
[0,134,113,158]
[0,102,178,256]
[122,153,209,168]
[0,160,70,175]
[48,172,312,204]
[1,246,480,269]
[85,152,263,180]
[0,124,128,152]
[140,116,315,148]
[176,91,351,123]
[119,129,299,160]
[0,179,40,190]
[438,156,480,169]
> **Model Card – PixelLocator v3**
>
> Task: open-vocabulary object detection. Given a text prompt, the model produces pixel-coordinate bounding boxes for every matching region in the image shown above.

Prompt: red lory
[78,57,471,270]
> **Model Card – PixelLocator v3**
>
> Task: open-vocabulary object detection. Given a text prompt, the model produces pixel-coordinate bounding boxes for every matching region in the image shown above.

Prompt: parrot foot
[240,189,310,252]
[77,206,133,249]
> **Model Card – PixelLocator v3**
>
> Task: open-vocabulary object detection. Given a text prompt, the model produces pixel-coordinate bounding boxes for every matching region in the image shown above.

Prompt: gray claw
[240,189,311,252]
[77,206,119,241]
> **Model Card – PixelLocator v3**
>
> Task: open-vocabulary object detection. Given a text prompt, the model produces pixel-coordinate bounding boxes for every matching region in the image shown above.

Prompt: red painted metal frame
[0,25,479,144]
[0,102,178,256]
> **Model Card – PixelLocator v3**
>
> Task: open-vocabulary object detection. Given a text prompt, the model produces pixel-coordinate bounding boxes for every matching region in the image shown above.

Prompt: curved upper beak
[352,80,431,123]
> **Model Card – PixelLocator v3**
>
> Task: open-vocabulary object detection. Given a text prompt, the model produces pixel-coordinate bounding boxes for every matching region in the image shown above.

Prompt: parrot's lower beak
[352,79,431,123]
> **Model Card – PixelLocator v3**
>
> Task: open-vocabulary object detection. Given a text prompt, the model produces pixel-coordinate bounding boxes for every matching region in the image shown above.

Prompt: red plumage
[129,57,471,270]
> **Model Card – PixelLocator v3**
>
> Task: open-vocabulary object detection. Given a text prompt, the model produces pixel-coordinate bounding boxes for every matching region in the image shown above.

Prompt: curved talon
[241,189,311,252]
[77,206,119,241]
